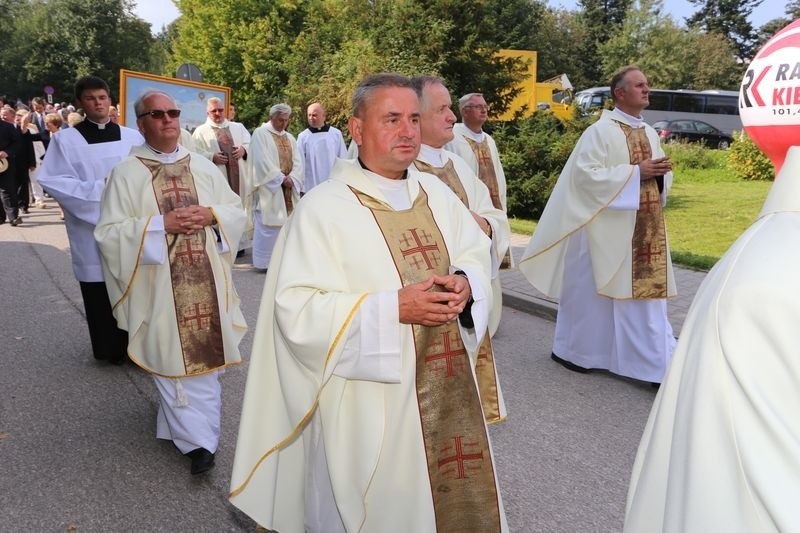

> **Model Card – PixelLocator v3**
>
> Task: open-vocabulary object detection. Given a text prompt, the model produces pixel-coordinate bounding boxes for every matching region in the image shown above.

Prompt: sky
[546,0,789,29]
[132,0,790,35]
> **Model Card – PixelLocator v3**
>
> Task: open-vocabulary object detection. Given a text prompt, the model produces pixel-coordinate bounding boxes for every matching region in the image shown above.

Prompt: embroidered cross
[639,190,660,213]
[400,228,440,270]
[476,343,491,368]
[175,238,205,266]
[636,243,662,265]
[437,436,484,480]
[161,175,191,207]
[181,302,213,331]
[425,331,466,377]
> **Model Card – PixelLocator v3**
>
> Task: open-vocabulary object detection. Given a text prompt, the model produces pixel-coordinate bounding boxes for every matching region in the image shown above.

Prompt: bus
[574,87,741,135]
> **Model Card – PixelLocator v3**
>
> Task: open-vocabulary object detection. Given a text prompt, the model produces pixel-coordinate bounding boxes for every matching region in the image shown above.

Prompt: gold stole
[463,136,512,269]
[142,155,225,374]
[617,122,669,299]
[270,131,295,215]
[414,158,503,423]
[213,125,240,195]
[351,185,501,532]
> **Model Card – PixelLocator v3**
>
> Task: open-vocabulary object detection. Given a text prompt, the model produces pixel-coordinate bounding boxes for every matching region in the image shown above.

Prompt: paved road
[1,203,658,532]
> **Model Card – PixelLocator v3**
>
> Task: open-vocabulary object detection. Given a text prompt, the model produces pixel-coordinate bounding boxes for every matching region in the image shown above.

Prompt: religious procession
[2,0,800,531]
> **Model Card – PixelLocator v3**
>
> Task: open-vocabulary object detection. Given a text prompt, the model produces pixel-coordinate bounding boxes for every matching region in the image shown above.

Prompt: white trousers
[153,370,222,454]
[251,210,281,269]
[553,229,676,382]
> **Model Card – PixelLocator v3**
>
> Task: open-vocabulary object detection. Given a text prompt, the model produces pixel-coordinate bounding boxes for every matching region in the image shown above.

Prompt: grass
[509,147,772,271]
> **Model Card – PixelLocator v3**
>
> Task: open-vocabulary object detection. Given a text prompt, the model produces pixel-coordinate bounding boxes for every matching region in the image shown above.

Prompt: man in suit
[0,106,21,225]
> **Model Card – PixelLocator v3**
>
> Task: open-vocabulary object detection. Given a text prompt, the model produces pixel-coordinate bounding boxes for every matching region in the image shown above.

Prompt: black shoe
[186,448,215,475]
[551,352,590,373]
[236,249,245,258]
[10,216,22,226]
[21,207,29,214]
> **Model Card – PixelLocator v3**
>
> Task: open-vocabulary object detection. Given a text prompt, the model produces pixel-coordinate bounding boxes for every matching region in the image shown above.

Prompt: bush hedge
[726,131,774,181]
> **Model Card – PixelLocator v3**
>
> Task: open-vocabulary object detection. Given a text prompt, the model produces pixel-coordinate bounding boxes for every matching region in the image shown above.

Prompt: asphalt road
[0,205,657,532]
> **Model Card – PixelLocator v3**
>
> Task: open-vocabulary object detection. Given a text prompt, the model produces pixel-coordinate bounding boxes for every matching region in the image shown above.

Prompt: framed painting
[118,69,231,133]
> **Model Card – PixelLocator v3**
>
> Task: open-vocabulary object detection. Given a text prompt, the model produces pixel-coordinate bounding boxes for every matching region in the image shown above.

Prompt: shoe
[21,207,29,214]
[236,249,245,258]
[10,216,22,226]
[186,448,215,475]
[34,202,46,209]
[550,352,589,374]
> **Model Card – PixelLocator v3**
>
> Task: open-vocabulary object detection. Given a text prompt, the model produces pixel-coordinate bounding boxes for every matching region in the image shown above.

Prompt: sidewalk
[500,233,707,337]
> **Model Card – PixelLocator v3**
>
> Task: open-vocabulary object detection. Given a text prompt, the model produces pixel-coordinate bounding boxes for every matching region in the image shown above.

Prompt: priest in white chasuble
[230,73,508,533]
[249,103,303,271]
[412,75,510,424]
[95,91,247,475]
[445,92,512,274]
[297,102,348,191]
[192,97,251,201]
[519,66,676,384]
[624,145,800,532]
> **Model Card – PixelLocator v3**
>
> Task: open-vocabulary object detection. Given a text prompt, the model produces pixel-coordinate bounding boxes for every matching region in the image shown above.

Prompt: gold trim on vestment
[352,185,502,532]
[463,137,512,269]
[228,292,369,499]
[617,122,669,299]
[213,125,241,194]
[111,213,154,311]
[271,131,295,215]
[413,158,504,423]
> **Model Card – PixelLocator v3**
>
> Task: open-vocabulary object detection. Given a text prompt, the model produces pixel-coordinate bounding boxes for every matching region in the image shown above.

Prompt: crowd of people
[7,53,795,531]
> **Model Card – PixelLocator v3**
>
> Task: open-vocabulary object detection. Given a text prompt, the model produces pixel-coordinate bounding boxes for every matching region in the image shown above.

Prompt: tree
[686,0,763,61]
[577,0,633,86]
[755,1,800,49]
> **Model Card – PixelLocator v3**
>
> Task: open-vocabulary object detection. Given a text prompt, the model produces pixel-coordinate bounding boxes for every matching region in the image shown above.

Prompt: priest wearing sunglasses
[95,90,248,475]
[37,75,144,366]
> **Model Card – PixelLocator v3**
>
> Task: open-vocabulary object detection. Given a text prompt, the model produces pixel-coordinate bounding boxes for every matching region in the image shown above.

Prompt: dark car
[652,119,734,149]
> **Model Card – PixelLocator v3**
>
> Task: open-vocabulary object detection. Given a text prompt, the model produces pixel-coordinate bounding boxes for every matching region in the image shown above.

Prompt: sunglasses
[137,109,181,119]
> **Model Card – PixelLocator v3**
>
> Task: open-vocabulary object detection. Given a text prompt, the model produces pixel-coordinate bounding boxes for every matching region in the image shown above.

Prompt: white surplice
[192,119,252,198]
[37,125,143,281]
[519,108,676,382]
[229,159,507,533]
[296,126,347,191]
[625,147,800,533]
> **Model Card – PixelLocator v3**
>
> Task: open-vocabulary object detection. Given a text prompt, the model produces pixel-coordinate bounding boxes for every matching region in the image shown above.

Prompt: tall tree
[686,0,763,61]
[577,0,633,86]
[754,1,800,49]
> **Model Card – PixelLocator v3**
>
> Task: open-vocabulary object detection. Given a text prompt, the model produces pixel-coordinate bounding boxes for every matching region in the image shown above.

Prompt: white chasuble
[95,145,247,377]
[625,147,800,532]
[230,159,507,533]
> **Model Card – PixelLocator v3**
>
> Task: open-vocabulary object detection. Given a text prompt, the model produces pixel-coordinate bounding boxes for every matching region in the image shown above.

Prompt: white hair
[269,103,292,117]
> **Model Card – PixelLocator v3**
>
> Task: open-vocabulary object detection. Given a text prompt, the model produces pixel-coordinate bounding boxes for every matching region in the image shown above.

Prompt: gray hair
[351,73,415,117]
[133,91,176,117]
[409,75,446,110]
[458,92,483,112]
[207,96,223,108]
[609,65,642,102]
[269,103,292,118]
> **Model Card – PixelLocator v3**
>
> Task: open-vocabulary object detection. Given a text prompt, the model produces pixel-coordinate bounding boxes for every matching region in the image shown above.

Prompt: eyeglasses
[463,105,490,112]
[137,109,181,119]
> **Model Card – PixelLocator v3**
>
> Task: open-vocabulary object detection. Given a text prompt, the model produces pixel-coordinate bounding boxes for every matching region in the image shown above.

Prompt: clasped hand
[164,205,214,235]
[398,274,471,327]
[638,157,672,180]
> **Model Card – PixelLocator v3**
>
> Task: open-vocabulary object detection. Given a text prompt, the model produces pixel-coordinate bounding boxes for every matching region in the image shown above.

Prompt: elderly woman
[16,109,47,209]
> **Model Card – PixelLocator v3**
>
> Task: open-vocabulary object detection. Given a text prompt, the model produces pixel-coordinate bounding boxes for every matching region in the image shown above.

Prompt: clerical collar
[265,122,286,135]
[357,157,408,180]
[611,107,644,127]
[418,144,445,167]
[145,143,182,163]
[209,118,230,129]
[307,124,331,133]
[86,118,111,130]
[460,125,485,142]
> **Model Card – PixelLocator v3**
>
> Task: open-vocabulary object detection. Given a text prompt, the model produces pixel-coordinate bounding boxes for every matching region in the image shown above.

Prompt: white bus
[574,87,742,135]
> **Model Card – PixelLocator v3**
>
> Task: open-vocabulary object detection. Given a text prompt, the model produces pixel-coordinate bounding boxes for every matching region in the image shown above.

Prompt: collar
[418,144,446,166]
[86,118,111,130]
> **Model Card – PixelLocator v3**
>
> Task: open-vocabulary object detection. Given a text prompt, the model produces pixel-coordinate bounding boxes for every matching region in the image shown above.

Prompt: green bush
[663,142,722,170]
[492,112,594,219]
[726,131,775,181]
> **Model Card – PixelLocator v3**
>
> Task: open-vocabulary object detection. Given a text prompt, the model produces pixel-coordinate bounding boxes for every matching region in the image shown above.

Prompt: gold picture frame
[119,69,231,133]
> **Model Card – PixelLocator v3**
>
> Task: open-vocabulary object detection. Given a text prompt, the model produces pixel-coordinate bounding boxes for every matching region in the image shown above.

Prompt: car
[652,119,734,149]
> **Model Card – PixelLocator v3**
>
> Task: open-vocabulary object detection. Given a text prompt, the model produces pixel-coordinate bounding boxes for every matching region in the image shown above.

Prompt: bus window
[648,91,671,111]
[705,95,739,115]
[672,94,705,113]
